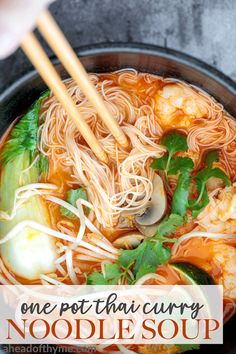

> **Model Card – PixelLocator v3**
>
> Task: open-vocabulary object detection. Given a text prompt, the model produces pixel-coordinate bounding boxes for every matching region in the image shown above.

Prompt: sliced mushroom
[113,232,144,250]
[135,223,159,238]
[135,174,167,236]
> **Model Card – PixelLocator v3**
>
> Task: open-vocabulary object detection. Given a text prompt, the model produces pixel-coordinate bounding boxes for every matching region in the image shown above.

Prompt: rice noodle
[1,70,236,354]
[40,72,166,228]
[39,70,236,234]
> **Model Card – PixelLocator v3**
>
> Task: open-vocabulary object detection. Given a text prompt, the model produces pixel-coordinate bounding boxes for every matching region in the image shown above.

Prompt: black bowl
[0,43,235,354]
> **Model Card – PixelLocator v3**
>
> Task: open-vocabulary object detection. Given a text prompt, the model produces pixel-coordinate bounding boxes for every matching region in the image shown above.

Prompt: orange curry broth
[0,74,235,319]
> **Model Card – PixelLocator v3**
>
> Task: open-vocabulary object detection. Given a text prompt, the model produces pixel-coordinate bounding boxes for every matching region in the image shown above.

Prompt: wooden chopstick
[37,10,129,149]
[21,32,108,164]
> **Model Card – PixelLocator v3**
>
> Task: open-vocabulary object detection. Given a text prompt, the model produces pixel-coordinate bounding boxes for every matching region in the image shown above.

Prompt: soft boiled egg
[1,226,57,280]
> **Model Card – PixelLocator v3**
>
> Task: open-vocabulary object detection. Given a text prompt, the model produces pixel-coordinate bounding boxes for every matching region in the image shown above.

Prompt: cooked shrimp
[155,83,208,128]
[211,243,236,298]
[197,184,236,233]
[139,344,181,354]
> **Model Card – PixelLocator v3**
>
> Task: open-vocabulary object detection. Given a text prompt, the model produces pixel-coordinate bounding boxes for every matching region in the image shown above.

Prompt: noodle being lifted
[0,69,236,353]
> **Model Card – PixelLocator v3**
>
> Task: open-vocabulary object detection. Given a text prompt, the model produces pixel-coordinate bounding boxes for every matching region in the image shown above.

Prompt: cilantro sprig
[119,239,171,281]
[87,237,172,285]
[87,137,232,287]
[87,263,132,285]
[156,214,184,239]
[152,133,231,220]
[161,130,188,173]
[151,131,189,176]
[151,131,194,217]
[189,150,231,217]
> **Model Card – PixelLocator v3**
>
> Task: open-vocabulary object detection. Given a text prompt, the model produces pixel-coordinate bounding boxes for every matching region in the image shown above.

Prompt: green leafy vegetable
[152,137,231,220]
[87,263,130,285]
[176,344,200,352]
[151,131,193,219]
[151,154,168,171]
[162,130,188,156]
[172,171,192,216]
[151,155,193,176]
[39,154,49,180]
[156,214,184,237]
[1,91,49,165]
[168,156,194,175]
[60,188,88,218]
[89,237,172,285]
[0,93,54,278]
[87,272,107,285]
[205,150,219,168]
[119,240,171,281]
[171,158,193,217]
[190,150,231,216]
[151,131,189,174]
[152,156,193,217]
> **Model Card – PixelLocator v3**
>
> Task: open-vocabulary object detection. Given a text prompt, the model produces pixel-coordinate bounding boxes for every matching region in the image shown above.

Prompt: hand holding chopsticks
[20,10,129,163]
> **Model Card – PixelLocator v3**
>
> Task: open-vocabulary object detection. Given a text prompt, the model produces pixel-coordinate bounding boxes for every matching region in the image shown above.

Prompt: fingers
[0,0,54,59]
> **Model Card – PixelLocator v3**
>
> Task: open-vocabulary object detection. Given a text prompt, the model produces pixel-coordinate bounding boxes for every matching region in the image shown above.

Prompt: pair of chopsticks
[20,10,129,164]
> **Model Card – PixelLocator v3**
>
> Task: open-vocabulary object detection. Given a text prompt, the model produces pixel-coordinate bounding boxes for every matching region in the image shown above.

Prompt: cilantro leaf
[87,272,107,285]
[177,344,200,352]
[151,156,193,176]
[162,131,188,158]
[151,154,168,171]
[157,214,184,237]
[197,167,231,188]
[151,132,189,175]
[151,131,193,219]
[88,236,172,284]
[189,149,231,216]
[87,264,124,285]
[205,150,219,168]
[119,240,171,281]
[190,164,231,217]
[168,157,194,175]
[152,154,193,218]
[104,264,121,283]
[172,171,192,216]
[60,188,88,218]
[135,264,157,280]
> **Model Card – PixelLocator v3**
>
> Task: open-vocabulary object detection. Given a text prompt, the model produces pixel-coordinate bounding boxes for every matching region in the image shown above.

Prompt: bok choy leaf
[0,92,57,280]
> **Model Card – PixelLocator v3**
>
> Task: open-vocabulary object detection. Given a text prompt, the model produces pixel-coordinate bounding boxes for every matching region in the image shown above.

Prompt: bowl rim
[0,42,236,104]
[0,42,236,353]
